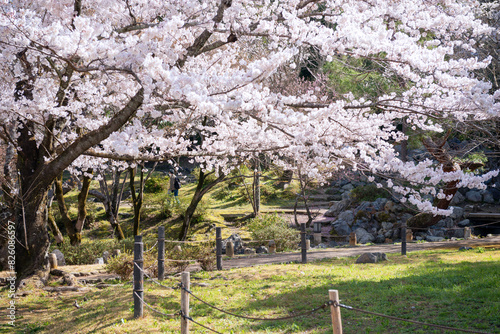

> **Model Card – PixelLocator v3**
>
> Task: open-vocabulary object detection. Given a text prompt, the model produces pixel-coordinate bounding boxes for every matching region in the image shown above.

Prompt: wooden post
[268,240,276,254]
[133,235,144,319]
[401,223,407,256]
[216,227,222,270]
[158,226,165,280]
[464,227,471,240]
[181,272,190,334]
[329,290,342,334]
[226,241,234,258]
[49,253,58,269]
[301,223,307,264]
[406,229,413,242]
[349,232,356,246]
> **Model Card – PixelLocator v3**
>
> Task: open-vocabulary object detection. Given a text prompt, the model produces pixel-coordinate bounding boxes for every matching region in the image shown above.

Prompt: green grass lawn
[8,248,500,333]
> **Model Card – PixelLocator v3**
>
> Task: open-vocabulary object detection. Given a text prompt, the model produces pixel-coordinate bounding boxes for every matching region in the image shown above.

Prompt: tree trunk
[130,166,143,236]
[47,189,64,245]
[178,170,225,241]
[4,88,143,288]
[253,160,261,216]
[55,173,79,245]
[74,174,92,244]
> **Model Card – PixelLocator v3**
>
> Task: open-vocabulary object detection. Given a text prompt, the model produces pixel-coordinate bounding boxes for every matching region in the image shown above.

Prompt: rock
[342,183,354,191]
[426,236,445,242]
[384,201,396,212]
[222,234,243,254]
[489,188,500,201]
[331,220,351,236]
[354,228,375,244]
[102,251,110,264]
[316,243,327,249]
[356,252,387,264]
[338,210,355,224]
[372,198,389,211]
[375,234,386,244]
[94,258,104,265]
[454,229,465,238]
[450,192,465,205]
[373,252,388,261]
[256,246,268,254]
[244,248,256,255]
[457,219,470,227]
[450,207,464,220]
[466,190,482,202]
[325,199,351,217]
[51,249,66,266]
[459,246,473,251]
[356,253,377,263]
[483,191,495,204]
[381,222,393,230]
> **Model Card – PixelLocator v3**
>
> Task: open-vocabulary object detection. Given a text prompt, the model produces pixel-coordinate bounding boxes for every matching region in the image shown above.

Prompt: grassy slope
[8,248,500,334]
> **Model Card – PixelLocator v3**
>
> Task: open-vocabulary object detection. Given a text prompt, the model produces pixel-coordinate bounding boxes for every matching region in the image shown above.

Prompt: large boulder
[331,220,351,236]
[450,206,465,220]
[483,191,495,204]
[325,199,351,217]
[356,252,388,264]
[466,190,482,202]
[457,219,470,227]
[354,228,375,244]
[338,210,355,225]
[450,191,465,205]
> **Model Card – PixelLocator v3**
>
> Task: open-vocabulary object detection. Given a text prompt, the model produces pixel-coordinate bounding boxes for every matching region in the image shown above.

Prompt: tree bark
[253,159,261,216]
[178,170,225,241]
[55,173,80,245]
[10,88,142,287]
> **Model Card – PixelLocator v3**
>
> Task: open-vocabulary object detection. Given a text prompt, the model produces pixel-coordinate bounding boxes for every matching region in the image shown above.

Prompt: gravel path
[220,235,500,269]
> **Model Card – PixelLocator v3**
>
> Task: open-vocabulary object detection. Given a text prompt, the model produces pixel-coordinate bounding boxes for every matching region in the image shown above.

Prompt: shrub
[50,237,157,265]
[105,251,134,280]
[144,176,168,193]
[247,213,299,252]
[105,251,158,280]
[350,184,388,204]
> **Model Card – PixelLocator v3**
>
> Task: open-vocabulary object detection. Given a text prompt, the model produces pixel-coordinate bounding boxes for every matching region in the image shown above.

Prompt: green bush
[144,176,168,193]
[50,237,156,265]
[350,184,388,204]
[247,213,299,252]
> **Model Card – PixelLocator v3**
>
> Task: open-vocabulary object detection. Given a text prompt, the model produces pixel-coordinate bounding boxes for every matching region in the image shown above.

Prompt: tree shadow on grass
[186,257,500,333]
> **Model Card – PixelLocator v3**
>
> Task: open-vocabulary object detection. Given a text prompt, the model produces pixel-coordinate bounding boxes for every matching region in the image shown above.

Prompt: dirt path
[220,235,500,269]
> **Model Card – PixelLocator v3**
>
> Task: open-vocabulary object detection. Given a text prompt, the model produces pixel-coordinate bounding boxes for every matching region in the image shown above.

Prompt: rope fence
[129,226,497,333]
[333,300,492,334]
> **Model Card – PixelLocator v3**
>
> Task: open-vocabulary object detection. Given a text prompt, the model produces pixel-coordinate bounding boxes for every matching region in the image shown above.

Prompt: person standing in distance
[169,170,181,204]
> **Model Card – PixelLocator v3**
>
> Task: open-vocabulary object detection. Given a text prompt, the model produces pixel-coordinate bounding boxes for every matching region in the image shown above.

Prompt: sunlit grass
[10,248,500,334]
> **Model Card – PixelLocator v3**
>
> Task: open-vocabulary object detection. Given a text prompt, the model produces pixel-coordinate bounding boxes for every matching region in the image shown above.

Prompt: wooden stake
[226,241,234,258]
[158,226,165,280]
[329,290,342,334]
[181,272,190,334]
[133,235,143,319]
[301,223,307,264]
[49,253,58,269]
[216,227,222,270]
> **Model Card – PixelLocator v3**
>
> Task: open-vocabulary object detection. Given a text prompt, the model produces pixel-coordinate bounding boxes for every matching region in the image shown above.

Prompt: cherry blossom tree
[1,0,499,285]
